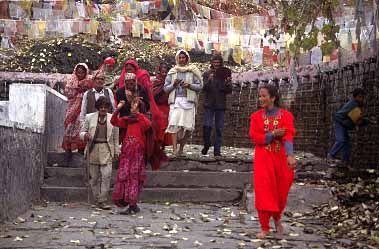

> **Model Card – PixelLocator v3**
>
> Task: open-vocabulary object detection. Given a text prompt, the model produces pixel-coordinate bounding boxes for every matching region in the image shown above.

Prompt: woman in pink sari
[62,63,92,165]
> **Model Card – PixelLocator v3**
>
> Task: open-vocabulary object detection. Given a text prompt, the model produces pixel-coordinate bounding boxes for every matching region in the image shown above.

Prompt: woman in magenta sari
[62,63,92,165]
[111,92,152,214]
[117,59,166,170]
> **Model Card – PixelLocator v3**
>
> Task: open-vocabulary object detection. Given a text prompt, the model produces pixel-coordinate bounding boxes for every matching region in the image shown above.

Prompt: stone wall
[191,59,379,168]
[45,88,67,152]
[0,120,45,223]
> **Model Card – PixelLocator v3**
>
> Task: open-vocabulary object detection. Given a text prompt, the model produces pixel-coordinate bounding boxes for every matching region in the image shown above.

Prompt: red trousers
[258,210,281,231]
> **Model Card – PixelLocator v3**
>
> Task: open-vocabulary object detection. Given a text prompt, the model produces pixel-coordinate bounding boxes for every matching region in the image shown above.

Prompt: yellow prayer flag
[89,20,99,34]
[20,1,32,11]
[233,45,242,65]
[36,21,46,35]
[232,17,243,33]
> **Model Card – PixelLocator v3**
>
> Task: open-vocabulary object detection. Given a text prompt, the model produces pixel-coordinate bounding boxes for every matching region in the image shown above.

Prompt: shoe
[120,205,140,215]
[114,200,128,207]
[201,146,209,155]
[97,203,112,210]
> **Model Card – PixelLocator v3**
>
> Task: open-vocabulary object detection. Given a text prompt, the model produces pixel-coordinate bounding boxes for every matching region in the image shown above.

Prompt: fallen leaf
[70,240,80,244]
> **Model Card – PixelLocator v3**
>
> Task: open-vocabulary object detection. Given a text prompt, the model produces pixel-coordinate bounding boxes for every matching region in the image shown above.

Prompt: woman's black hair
[76,64,87,73]
[95,96,111,110]
[352,88,365,97]
[260,84,281,107]
[159,63,170,71]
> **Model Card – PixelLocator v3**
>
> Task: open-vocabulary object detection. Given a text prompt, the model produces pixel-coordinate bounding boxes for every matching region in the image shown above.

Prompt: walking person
[152,63,172,148]
[328,88,376,168]
[62,63,92,165]
[201,54,232,157]
[80,70,115,124]
[111,98,152,214]
[80,96,119,210]
[164,49,203,156]
[249,84,296,239]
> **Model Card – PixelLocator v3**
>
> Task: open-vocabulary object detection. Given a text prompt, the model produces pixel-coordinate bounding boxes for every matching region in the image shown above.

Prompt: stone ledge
[44,167,253,189]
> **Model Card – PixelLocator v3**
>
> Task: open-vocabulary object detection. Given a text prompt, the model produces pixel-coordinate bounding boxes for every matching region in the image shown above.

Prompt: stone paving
[0,198,335,249]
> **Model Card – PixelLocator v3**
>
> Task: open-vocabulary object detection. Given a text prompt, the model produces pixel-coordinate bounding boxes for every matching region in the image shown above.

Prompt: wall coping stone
[0,119,43,134]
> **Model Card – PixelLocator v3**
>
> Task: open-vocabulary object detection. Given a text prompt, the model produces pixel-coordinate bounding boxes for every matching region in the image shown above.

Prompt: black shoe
[120,205,140,215]
[115,200,128,207]
[201,146,209,155]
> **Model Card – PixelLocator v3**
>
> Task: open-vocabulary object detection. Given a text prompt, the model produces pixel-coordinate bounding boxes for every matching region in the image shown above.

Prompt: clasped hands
[174,79,190,89]
[270,128,296,169]
[271,128,286,139]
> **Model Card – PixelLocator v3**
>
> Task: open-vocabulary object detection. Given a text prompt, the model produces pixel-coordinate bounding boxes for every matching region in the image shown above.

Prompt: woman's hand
[117,100,125,111]
[287,155,296,169]
[130,98,140,114]
[182,82,190,89]
[173,79,182,87]
[125,90,133,102]
[84,132,91,142]
[272,128,286,138]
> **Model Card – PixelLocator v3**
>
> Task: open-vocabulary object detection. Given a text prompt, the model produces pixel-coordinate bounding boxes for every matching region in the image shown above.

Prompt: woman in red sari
[117,59,161,120]
[249,84,296,239]
[117,59,166,170]
[62,63,92,164]
[152,63,172,147]
[111,97,151,215]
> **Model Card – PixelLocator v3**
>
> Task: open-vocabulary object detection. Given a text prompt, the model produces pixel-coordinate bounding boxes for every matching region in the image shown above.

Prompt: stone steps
[42,152,330,203]
[47,152,253,172]
[43,152,253,203]
[44,167,252,189]
[40,186,242,203]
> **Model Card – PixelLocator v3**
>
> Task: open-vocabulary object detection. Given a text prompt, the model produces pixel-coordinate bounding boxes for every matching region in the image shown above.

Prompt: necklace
[98,116,107,125]
[263,110,282,153]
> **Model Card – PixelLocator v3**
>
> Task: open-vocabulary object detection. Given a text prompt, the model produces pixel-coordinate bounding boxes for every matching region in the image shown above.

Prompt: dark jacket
[115,85,150,117]
[202,68,232,110]
[333,99,369,130]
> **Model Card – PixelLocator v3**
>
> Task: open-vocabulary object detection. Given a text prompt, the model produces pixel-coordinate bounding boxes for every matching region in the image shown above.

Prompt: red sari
[62,63,92,151]
[249,108,295,231]
[111,112,151,206]
[152,75,172,145]
[118,59,162,121]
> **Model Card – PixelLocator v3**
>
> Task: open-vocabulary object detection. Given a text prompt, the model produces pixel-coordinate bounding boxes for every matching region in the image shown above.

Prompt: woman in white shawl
[164,50,203,156]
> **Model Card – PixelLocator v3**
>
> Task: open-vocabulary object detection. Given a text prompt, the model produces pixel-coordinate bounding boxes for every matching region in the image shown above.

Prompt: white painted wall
[8,84,47,129]
[0,101,9,120]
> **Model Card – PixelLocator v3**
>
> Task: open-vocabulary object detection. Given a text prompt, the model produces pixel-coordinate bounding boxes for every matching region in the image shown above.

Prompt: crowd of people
[61,50,234,215]
[60,48,375,239]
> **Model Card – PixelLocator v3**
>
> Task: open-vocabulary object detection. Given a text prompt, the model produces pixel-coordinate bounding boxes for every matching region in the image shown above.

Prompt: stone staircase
[42,152,254,203]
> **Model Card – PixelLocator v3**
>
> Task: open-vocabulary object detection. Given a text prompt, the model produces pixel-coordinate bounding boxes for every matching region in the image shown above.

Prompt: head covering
[175,49,190,65]
[168,50,203,86]
[104,57,116,65]
[118,59,149,89]
[124,73,136,80]
[66,63,90,88]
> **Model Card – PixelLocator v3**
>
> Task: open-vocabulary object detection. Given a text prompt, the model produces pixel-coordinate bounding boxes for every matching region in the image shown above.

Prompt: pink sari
[62,63,92,151]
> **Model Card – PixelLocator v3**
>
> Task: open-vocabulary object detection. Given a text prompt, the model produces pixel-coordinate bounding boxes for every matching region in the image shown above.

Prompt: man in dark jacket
[201,55,232,157]
[328,88,375,167]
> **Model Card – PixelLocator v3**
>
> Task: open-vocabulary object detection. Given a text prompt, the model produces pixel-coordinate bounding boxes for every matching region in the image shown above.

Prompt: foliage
[275,0,341,56]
